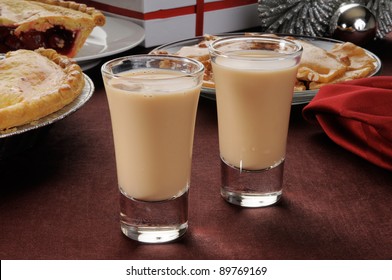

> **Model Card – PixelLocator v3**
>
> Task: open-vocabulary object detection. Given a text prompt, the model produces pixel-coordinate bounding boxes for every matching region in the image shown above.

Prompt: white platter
[74,13,145,64]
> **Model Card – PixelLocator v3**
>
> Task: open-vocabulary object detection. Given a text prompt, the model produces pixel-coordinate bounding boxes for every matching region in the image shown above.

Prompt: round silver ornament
[330,3,377,45]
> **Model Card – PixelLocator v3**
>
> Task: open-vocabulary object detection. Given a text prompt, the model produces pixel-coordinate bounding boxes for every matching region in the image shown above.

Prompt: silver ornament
[258,0,391,40]
[330,3,377,45]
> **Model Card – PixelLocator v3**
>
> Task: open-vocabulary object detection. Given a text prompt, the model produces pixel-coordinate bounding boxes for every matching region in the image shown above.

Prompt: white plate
[74,13,145,63]
[0,74,94,138]
[151,34,382,105]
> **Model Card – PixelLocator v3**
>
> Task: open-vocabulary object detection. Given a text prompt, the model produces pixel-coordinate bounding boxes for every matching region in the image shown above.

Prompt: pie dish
[0,71,93,159]
[0,48,85,130]
[0,0,106,57]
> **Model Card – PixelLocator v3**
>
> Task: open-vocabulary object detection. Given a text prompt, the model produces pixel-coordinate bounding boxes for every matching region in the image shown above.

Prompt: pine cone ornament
[258,0,392,40]
[258,0,345,37]
[365,0,392,38]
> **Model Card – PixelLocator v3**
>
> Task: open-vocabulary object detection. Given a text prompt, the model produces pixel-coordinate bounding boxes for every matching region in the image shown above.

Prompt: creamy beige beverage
[212,50,299,170]
[104,69,201,201]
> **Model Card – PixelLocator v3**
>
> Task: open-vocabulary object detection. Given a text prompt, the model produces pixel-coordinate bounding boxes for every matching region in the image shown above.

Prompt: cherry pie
[0,0,105,57]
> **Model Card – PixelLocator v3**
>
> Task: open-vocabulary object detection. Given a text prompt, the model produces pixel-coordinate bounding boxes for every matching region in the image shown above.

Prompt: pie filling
[0,26,76,55]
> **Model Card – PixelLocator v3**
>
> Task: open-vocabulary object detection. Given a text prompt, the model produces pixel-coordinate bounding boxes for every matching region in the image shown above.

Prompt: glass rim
[208,35,303,60]
[101,54,205,80]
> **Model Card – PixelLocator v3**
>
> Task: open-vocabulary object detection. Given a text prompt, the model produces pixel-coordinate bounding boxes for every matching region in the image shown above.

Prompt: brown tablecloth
[1,40,392,260]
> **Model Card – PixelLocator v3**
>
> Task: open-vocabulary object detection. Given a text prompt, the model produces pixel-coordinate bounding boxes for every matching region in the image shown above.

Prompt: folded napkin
[302,76,392,171]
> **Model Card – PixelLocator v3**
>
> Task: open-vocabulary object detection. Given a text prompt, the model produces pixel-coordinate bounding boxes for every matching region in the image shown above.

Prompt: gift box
[81,0,260,47]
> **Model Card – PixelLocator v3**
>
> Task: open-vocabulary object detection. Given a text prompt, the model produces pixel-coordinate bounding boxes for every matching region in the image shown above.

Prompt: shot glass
[101,55,204,243]
[209,36,302,207]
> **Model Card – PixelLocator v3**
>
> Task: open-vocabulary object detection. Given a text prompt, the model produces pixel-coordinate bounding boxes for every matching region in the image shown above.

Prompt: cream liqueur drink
[212,50,299,170]
[105,69,201,201]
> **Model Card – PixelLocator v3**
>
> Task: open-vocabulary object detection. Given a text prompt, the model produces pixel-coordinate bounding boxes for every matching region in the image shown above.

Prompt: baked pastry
[308,42,377,90]
[0,0,106,57]
[0,48,85,130]
[294,39,348,84]
[155,34,377,91]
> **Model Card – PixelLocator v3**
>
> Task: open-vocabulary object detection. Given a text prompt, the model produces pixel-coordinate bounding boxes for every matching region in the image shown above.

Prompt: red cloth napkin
[302,76,392,171]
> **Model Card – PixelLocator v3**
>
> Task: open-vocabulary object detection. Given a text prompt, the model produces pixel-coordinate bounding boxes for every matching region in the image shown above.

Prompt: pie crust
[0,0,106,57]
[0,48,85,130]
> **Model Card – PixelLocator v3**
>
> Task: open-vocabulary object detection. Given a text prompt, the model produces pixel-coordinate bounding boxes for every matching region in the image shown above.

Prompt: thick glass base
[119,190,188,243]
[220,159,284,208]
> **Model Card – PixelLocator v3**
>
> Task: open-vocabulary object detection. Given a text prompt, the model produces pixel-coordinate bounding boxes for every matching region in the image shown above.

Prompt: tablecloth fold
[302,76,392,171]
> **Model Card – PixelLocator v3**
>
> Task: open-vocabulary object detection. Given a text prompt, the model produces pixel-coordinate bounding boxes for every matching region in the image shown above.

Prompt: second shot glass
[209,36,303,207]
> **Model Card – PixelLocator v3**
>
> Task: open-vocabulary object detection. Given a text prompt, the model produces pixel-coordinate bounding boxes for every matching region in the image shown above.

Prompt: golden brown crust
[0,48,85,130]
[28,0,106,26]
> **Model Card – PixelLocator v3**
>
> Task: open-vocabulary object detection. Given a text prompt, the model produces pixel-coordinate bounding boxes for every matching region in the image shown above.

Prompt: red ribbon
[87,0,257,36]
[196,0,205,36]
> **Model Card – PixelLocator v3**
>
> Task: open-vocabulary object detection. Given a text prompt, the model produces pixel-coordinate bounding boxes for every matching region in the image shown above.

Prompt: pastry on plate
[0,48,85,130]
[154,34,378,91]
[294,39,348,84]
[0,0,106,57]
[308,42,377,90]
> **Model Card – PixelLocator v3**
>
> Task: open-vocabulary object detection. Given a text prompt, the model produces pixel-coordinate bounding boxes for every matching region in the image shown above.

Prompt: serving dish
[151,34,382,105]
